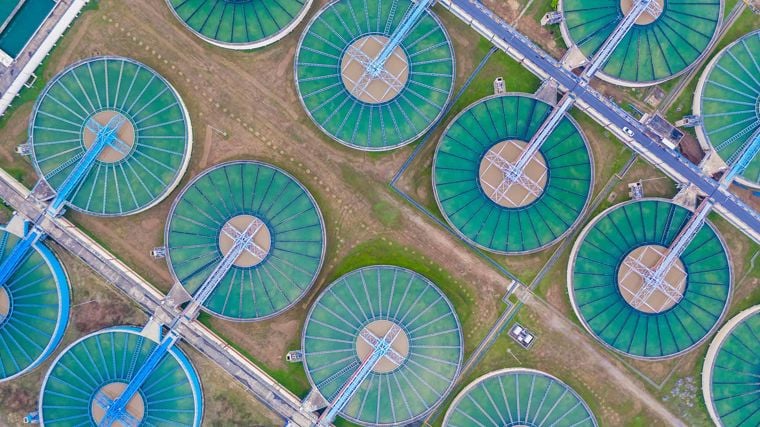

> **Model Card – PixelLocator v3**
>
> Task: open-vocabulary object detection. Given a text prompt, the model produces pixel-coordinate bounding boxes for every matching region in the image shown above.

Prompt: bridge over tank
[0,224,68,382]
[29,56,192,216]
[560,0,722,86]
[695,30,760,190]
[165,0,312,49]
[295,0,455,151]
[433,93,593,254]
[165,160,326,321]
[302,265,463,426]
[568,198,731,359]
[39,326,203,426]
[443,368,598,427]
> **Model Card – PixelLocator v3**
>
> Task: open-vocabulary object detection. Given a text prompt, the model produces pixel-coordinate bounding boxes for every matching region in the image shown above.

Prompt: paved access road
[441,0,760,241]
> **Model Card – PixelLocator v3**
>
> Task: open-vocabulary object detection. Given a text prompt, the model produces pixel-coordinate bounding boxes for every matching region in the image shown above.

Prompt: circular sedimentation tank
[302,265,462,426]
[0,226,69,382]
[29,56,192,216]
[560,0,722,86]
[39,326,203,426]
[703,305,760,427]
[568,198,731,359]
[166,0,311,49]
[443,368,598,427]
[165,160,325,321]
[695,30,759,190]
[295,0,455,151]
[433,94,593,254]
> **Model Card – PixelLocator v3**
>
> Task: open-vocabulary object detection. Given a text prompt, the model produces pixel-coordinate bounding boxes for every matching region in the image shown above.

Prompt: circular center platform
[617,244,687,313]
[341,35,410,104]
[0,285,9,318]
[218,214,271,268]
[620,0,663,25]
[479,140,548,208]
[82,111,136,163]
[91,382,145,426]
[355,320,409,373]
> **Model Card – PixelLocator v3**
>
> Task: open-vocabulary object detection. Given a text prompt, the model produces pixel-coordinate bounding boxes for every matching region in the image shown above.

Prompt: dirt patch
[72,298,141,334]
[479,140,548,208]
[91,382,145,425]
[355,320,409,373]
[484,0,567,58]
[218,215,271,267]
[341,35,409,103]
[621,0,663,25]
[618,244,686,313]
[82,110,135,162]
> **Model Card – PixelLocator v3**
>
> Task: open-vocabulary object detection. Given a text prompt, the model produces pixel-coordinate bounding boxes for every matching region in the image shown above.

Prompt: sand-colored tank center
[218,214,271,268]
[90,382,145,426]
[0,286,9,318]
[341,35,410,104]
[620,0,664,25]
[355,320,409,373]
[82,111,136,163]
[479,140,548,208]
[618,244,687,313]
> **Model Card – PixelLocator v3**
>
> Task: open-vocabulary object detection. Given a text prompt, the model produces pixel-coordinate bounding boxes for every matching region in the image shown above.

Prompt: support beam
[98,218,264,426]
[0,224,43,287]
[97,331,180,427]
[581,0,655,80]
[721,128,760,185]
[514,92,576,172]
[48,114,128,215]
[628,129,759,309]
[365,0,437,77]
[318,325,403,425]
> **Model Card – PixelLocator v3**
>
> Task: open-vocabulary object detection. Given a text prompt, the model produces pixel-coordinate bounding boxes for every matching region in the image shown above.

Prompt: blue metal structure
[366,0,437,76]
[318,324,405,425]
[493,0,657,194]
[626,128,758,309]
[580,0,659,80]
[47,114,130,215]
[97,330,181,427]
[97,218,264,426]
[0,224,43,288]
[722,129,760,185]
